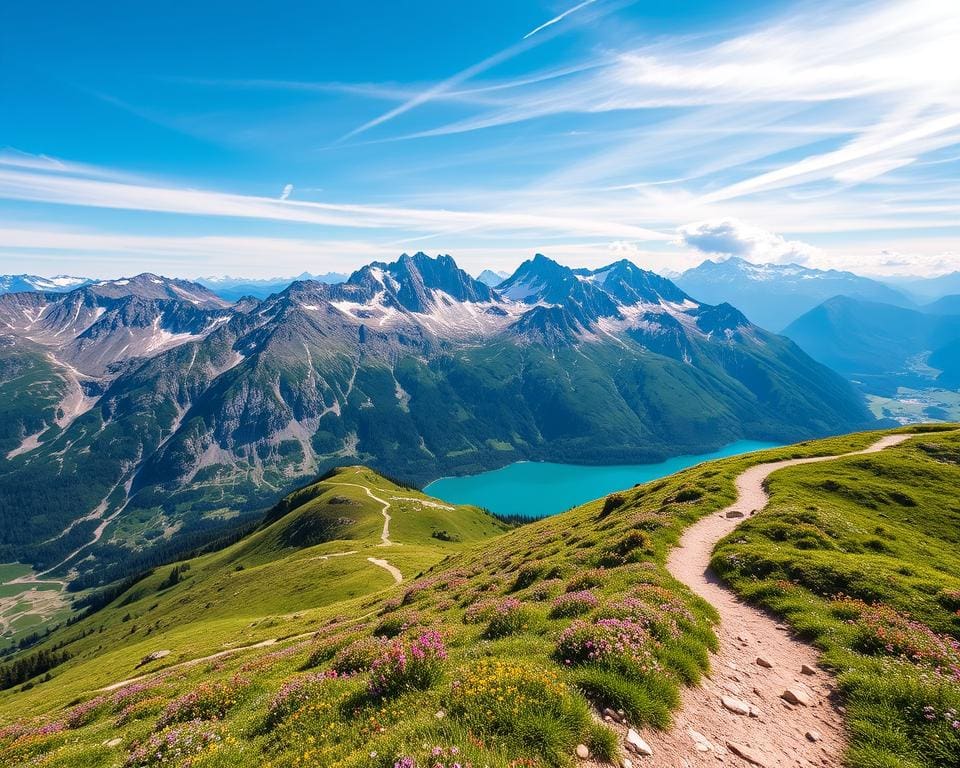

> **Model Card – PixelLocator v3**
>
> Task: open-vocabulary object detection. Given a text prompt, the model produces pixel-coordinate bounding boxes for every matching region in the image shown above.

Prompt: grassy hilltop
[0,428,958,768]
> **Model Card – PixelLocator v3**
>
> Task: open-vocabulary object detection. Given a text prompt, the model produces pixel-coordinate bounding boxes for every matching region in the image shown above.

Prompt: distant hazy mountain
[923,295,960,315]
[675,257,911,331]
[0,253,873,583]
[197,272,348,301]
[783,296,960,392]
[887,272,960,302]
[476,269,509,287]
[0,274,92,294]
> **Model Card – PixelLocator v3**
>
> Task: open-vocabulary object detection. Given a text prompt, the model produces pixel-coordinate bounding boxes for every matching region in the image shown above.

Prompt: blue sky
[0,0,958,279]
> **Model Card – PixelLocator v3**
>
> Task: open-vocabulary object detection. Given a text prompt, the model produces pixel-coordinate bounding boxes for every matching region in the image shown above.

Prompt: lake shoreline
[424,440,783,519]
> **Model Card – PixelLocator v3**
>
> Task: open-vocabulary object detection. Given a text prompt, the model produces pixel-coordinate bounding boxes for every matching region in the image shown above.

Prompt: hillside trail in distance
[95,482,417,691]
[582,432,914,768]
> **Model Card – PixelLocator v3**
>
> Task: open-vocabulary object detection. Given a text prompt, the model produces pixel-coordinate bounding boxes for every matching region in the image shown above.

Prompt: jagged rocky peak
[338,252,496,313]
[84,273,231,308]
[496,253,578,303]
[576,260,693,306]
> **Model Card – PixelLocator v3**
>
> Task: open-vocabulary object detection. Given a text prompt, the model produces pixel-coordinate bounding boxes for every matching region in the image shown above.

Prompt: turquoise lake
[424,440,781,519]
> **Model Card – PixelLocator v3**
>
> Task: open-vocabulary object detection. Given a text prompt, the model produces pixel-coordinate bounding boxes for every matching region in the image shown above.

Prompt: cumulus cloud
[676,218,822,265]
[868,248,960,276]
[280,183,294,200]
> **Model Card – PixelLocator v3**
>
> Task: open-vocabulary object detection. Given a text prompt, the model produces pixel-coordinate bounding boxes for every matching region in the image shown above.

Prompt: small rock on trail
[727,741,768,766]
[781,687,812,706]
[721,695,752,716]
[626,728,653,756]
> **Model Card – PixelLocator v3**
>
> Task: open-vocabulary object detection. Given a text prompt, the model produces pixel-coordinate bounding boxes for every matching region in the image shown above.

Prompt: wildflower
[556,618,660,674]
[368,630,447,698]
[549,590,598,618]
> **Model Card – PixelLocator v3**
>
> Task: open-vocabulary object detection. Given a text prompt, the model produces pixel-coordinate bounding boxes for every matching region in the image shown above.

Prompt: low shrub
[586,720,619,763]
[332,636,387,674]
[462,598,498,624]
[574,666,676,728]
[374,611,423,639]
[512,561,545,590]
[599,530,650,566]
[556,619,660,677]
[566,569,606,592]
[525,578,564,602]
[157,677,247,728]
[368,630,447,699]
[841,598,960,675]
[549,590,598,619]
[599,493,627,519]
[64,696,108,728]
[598,596,688,642]
[483,598,532,639]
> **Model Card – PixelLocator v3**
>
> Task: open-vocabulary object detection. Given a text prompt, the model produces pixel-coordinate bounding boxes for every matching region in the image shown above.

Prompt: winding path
[330,482,395,546]
[366,557,403,584]
[628,433,913,767]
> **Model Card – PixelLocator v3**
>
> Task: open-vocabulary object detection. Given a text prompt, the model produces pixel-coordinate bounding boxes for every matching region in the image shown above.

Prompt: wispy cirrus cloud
[524,0,600,39]
[386,0,960,211]
[0,154,668,241]
[338,0,616,140]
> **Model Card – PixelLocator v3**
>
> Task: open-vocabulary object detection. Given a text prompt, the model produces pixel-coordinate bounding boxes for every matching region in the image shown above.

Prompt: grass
[0,427,954,768]
[712,425,960,767]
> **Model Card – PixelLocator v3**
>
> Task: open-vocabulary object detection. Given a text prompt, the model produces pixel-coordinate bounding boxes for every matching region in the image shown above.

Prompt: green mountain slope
[4,428,955,767]
[0,339,72,460]
[0,315,874,584]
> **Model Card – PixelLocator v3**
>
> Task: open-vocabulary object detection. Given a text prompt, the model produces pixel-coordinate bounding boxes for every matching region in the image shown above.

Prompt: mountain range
[888,271,960,302]
[675,257,912,331]
[0,252,874,584]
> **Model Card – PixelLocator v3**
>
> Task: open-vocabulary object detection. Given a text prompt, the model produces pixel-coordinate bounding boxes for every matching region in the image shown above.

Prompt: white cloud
[0,157,668,241]
[676,219,822,265]
[280,183,294,200]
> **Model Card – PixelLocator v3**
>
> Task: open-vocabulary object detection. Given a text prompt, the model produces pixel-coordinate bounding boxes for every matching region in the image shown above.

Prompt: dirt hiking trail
[597,433,913,767]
